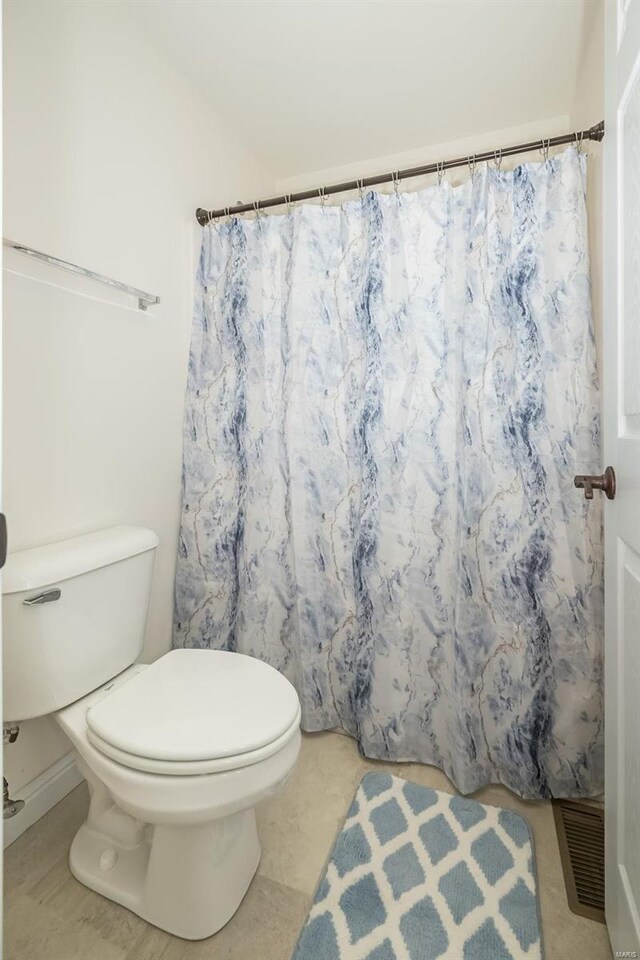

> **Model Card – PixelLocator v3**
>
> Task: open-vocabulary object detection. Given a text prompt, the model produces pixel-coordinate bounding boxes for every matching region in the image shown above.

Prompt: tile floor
[4,731,612,960]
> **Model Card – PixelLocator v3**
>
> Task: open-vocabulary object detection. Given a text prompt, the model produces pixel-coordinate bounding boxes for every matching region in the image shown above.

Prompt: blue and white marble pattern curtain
[175,148,603,800]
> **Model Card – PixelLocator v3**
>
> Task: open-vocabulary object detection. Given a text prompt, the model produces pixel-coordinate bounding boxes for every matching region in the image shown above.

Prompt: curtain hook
[392,170,401,197]
[285,194,295,215]
[493,149,502,172]
[253,200,262,220]
[318,186,327,210]
[540,138,550,163]
[575,130,584,154]
[437,161,445,186]
[468,154,477,182]
[357,178,365,200]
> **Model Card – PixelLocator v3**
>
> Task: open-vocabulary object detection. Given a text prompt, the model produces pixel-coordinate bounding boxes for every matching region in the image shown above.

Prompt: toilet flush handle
[23,588,62,606]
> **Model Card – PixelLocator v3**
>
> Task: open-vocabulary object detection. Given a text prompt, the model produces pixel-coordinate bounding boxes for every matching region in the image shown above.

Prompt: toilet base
[69,806,261,940]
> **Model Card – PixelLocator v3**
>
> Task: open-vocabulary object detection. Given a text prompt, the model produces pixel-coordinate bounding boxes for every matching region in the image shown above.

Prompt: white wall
[276,117,572,195]
[128,0,594,179]
[3,0,274,793]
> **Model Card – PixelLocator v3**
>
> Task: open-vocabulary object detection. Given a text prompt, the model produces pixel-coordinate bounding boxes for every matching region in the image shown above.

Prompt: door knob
[574,466,616,500]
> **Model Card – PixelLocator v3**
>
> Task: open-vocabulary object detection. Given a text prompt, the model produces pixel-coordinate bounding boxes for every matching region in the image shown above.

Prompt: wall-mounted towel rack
[3,239,160,311]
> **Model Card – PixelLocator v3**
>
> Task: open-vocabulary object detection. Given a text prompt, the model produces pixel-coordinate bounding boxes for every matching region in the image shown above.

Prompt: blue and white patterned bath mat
[293,773,542,960]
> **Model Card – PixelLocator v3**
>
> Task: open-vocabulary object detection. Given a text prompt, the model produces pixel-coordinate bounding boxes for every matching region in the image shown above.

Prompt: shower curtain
[175,147,603,801]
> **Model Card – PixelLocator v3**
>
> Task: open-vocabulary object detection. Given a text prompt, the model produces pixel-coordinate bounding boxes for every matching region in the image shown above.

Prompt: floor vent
[552,799,605,924]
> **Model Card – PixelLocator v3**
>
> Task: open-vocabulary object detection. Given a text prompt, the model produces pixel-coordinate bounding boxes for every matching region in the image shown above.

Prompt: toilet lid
[86,649,301,762]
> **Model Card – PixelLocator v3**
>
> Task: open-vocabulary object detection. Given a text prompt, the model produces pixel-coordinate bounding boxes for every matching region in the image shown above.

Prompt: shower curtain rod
[195,120,604,225]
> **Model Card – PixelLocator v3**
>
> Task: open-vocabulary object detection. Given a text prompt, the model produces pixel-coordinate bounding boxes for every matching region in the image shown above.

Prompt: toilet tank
[2,526,159,721]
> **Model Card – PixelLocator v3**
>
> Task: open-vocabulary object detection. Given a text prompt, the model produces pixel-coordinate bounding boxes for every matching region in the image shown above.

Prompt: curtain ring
[493,149,502,172]
[357,178,365,200]
[468,154,477,182]
[318,187,327,210]
[437,161,445,186]
[392,170,401,197]
[253,200,262,220]
[575,130,584,154]
[540,138,550,163]
[284,194,295,215]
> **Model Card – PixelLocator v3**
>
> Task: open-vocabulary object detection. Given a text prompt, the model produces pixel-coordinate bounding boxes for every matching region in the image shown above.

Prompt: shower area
[174,137,604,803]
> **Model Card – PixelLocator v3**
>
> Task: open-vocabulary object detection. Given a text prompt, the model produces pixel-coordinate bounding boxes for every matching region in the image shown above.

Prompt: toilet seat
[86,708,301,775]
[85,648,301,775]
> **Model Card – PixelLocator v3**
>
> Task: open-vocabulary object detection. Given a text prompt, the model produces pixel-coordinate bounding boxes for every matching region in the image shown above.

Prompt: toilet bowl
[57,649,301,939]
[2,527,301,940]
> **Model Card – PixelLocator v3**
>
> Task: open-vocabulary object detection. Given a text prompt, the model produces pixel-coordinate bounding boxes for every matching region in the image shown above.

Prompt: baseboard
[3,752,85,848]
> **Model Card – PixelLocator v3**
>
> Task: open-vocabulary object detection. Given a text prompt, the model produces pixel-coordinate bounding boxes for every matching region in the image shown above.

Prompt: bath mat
[293,773,542,960]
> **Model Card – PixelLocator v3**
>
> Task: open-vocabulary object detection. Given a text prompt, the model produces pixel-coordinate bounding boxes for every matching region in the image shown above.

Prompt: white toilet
[2,526,301,940]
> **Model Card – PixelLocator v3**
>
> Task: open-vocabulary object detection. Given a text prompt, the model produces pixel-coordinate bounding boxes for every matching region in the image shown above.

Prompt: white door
[604,0,640,954]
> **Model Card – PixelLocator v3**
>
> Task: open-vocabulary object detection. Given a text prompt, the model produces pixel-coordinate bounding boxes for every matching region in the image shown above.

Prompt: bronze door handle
[574,466,616,500]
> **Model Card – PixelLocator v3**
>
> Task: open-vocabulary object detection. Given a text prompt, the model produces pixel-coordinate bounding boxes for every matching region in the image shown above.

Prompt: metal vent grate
[552,799,605,924]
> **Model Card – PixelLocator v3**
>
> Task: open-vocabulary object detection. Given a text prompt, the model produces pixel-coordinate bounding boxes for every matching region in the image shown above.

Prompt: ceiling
[131,0,597,179]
